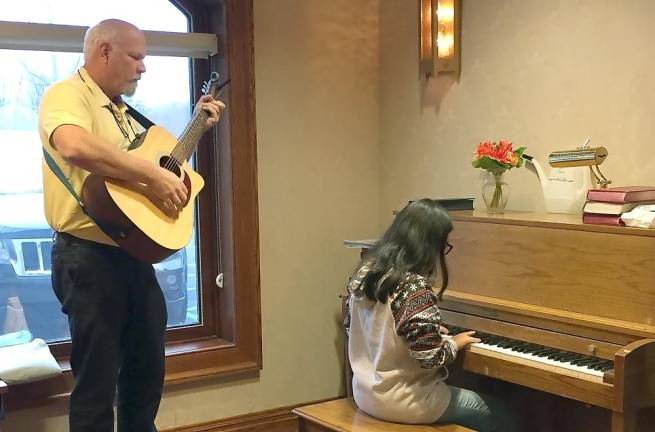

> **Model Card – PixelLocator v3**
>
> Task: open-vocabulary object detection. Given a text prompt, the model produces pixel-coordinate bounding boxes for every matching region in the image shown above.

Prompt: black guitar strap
[125,102,156,129]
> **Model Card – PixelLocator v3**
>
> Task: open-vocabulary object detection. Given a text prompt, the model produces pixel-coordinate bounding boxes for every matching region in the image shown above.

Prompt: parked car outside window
[0,130,188,344]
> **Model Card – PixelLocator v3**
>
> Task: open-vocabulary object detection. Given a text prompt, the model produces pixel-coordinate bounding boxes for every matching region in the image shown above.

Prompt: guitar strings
[165,81,228,171]
[165,111,208,171]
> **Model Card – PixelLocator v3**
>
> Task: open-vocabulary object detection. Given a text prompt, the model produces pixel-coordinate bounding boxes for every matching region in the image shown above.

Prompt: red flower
[472,140,526,172]
[475,140,515,164]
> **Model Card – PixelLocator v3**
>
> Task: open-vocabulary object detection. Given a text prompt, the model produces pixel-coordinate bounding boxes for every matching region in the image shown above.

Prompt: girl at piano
[344,198,517,432]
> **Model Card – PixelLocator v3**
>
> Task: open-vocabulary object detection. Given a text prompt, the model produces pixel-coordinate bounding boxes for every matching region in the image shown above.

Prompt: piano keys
[446,325,614,383]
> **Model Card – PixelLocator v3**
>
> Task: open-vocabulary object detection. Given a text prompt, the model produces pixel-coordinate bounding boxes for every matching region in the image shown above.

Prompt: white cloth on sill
[0,338,62,385]
[621,204,655,228]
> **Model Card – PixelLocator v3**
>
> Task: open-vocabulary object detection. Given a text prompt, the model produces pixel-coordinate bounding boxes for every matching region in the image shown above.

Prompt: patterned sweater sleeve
[343,262,372,335]
[343,293,351,335]
[391,275,458,368]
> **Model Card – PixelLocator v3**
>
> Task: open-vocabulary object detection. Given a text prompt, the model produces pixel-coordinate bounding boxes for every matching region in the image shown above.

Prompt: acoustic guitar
[81,73,226,263]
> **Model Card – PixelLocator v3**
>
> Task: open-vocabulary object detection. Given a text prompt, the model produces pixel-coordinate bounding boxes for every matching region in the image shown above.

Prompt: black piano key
[514,343,538,353]
[558,353,580,362]
[570,356,596,366]
[586,360,608,370]
[555,352,578,361]
[589,363,606,371]
[551,353,570,361]
[547,351,564,359]
[525,344,543,352]
[523,344,544,352]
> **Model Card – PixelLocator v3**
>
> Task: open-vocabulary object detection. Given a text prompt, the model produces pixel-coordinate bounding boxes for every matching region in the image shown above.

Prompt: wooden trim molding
[162,0,262,384]
[161,398,340,432]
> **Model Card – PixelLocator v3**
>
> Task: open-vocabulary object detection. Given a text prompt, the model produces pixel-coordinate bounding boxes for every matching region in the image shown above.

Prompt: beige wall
[380,0,655,213]
[9,0,655,430]
[3,0,381,430]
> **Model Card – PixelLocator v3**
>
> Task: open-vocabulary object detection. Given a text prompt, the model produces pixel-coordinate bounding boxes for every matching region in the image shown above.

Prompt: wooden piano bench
[293,398,474,432]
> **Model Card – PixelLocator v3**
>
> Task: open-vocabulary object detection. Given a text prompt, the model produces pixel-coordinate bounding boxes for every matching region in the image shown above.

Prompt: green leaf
[473,156,503,171]
[515,147,527,168]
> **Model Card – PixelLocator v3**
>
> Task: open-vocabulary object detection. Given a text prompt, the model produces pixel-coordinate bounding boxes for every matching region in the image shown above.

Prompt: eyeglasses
[444,241,454,255]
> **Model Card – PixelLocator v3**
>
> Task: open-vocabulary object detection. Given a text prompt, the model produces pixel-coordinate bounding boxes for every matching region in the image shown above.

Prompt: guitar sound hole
[159,156,182,178]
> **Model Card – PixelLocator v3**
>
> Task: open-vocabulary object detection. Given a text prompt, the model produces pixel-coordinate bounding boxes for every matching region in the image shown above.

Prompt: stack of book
[582,186,655,226]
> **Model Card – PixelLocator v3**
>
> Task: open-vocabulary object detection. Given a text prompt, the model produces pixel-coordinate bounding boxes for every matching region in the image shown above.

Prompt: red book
[586,186,655,204]
[582,213,625,226]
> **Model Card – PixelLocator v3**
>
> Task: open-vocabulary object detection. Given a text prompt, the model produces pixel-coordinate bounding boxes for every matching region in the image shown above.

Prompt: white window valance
[0,21,217,58]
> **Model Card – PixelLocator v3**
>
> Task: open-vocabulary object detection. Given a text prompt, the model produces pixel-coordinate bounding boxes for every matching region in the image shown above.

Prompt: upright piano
[441,211,655,431]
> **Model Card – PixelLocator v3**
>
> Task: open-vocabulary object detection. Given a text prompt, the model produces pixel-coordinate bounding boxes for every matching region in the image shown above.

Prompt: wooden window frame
[4,0,261,411]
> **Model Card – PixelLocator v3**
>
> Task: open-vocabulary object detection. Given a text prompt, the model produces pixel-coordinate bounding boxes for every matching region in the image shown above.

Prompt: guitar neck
[173,109,209,162]
[171,75,228,164]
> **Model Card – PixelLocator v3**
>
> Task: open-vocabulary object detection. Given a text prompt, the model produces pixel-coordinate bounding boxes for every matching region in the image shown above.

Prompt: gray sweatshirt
[345,263,457,423]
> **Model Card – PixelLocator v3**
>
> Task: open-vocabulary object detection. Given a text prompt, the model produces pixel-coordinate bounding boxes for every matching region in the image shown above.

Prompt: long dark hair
[359,198,453,303]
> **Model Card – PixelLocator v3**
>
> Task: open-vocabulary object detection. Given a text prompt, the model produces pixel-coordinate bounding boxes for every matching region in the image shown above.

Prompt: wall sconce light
[419,0,461,78]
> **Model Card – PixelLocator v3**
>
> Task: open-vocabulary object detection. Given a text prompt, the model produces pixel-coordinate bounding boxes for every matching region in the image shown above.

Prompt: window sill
[2,336,261,412]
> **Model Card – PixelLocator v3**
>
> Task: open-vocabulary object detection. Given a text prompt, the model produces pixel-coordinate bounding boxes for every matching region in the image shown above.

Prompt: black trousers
[51,232,167,432]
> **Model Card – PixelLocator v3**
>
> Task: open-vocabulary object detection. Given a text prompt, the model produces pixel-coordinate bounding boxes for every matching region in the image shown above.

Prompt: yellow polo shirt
[39,67,143,245]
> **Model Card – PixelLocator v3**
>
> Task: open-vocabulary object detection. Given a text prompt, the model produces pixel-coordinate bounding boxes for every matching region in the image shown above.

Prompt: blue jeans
[437,386,518,432]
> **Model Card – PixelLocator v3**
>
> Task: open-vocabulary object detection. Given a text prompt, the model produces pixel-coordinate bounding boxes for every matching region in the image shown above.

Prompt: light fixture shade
[419,0,461,78]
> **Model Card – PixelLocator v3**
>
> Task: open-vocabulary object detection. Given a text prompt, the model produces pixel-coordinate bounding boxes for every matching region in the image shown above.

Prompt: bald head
[84,19,142,62]
[82,19,147,99]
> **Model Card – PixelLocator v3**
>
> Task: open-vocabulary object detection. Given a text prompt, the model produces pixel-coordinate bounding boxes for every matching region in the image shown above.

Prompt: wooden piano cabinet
[443,211,655,432]
[612,339,655,431]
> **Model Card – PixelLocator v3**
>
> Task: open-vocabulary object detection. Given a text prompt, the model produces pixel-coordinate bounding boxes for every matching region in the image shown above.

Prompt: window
[0,50,196,345]
[1,0,260,409]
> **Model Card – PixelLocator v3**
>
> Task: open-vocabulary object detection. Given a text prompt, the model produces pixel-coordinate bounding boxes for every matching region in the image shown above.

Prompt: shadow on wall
[420,74,459,112]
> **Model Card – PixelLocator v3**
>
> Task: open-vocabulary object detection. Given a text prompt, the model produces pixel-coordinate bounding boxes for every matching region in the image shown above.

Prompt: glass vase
[482,171,509,214]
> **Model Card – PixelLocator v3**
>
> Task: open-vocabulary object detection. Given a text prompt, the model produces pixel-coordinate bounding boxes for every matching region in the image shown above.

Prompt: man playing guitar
[39,18,224,432]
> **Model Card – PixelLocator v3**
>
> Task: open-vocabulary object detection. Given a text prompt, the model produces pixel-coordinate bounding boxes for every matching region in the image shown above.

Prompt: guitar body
[81,125,204,263]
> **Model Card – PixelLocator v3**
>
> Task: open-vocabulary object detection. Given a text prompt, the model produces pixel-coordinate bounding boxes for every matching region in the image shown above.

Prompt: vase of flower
[482,171,509,214]
[472,140,526,214]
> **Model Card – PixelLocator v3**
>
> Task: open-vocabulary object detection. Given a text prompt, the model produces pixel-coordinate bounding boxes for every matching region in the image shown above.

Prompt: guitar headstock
[201,72,229,98]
